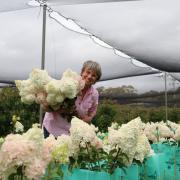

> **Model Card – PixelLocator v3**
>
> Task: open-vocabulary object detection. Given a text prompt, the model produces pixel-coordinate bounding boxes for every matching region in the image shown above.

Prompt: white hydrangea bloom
[70,117,96,146]
[134,133,151,162]
[107,117,143,166]
[51,144,69,164]
[30,68,51,91]
[62,69,79,79]
[16,79,35,95]
[110,122,120,130]
[14,121,24,133]
[60,77,79,99]
[60,69,84,99]
[45,79,61,93]
[21,94,36,104]
[23,124,44,147]
[90,124,99,132]
[56,135,75,156]
[15,79,36,104]
[45,79,65,105]
[16,68,84,109]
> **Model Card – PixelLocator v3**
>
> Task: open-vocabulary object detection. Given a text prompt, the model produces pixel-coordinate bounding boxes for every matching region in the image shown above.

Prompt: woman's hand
[41,102,48,110]
[41,102,53,112]
[81,115,92,123]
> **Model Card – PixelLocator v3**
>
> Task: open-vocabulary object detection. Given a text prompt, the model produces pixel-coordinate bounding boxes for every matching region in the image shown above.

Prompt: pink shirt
[43,86,99,137]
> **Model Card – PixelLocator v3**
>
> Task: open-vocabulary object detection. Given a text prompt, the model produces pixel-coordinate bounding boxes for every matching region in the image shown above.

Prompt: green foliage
[93,99,180,132]
[93,102,117,132]
[42,162,64,180]
[0,87,39,136]
[8,165,28,180]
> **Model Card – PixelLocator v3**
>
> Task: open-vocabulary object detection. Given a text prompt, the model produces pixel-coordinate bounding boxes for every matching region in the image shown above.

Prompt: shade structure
[52,0,180,72]
[0,0,31,13]
[0,0,134,13]
[0,7,158,84]
[170,73,180,82]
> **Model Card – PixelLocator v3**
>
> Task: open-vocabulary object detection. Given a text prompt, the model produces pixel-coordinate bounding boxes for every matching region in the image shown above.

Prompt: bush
[93,100,180,132]
[93,102,117,132]
[0,87,39,136]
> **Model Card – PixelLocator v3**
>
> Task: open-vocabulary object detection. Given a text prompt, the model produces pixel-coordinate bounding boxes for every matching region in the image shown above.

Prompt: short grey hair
[82,60,102,81]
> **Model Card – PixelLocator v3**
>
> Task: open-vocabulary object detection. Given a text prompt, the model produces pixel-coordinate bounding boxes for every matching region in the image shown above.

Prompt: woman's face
[81,68,98,88]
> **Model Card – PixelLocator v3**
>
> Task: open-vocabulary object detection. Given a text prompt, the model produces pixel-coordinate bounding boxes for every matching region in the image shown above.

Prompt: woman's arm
[82,106,97,123]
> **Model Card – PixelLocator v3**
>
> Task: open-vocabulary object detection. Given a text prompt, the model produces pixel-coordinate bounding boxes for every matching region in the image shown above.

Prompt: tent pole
[164,72,168,122]
[39,3,47,126]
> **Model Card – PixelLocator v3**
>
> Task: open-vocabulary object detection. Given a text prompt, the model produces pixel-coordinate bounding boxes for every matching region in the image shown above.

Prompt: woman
[43,60,102,138]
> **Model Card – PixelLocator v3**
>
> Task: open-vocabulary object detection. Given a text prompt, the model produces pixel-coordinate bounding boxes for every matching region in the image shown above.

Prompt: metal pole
[39,4,47,125]
[164,72,168,122]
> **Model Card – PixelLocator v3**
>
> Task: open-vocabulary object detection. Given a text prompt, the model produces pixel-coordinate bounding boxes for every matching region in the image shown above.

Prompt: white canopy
[0,6,157,84]
[0,0,131,13]
[52,0,180,71]
[1,0,180,92]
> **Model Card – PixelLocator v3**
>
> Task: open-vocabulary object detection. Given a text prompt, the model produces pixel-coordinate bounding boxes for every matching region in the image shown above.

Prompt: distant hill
[97,86,180,107]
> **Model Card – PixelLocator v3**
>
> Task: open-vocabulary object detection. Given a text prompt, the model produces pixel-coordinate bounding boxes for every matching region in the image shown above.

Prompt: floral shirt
[43,86,99,137]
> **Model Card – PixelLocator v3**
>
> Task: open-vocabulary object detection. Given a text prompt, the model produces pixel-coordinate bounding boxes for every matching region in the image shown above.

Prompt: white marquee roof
[0,0,180,91]
[52,0,180,71]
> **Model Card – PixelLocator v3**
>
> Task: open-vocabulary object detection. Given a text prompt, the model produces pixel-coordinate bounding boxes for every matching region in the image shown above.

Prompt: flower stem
[110,147,120,173]
[85,142,92,170]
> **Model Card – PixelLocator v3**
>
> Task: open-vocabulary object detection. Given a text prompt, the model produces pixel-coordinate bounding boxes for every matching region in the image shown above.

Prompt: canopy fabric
[0,0,31,13]
[47,0,134,5]
[52,0,180,72]
[0,7,158,83]
[170,73,180,82]
[0,0,130,13]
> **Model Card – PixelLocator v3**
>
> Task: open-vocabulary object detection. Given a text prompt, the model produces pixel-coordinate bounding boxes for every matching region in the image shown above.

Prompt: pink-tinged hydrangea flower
[91,137,103,149]
[144,121,173,143]
[0,134,37,178]
[36,91,47,104]
[167,120,178,133]
[174,125,180,141]
[25,158,47,180]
